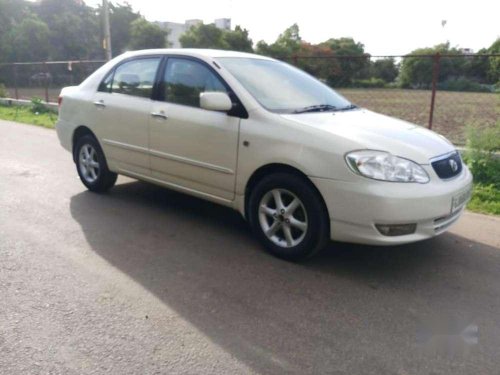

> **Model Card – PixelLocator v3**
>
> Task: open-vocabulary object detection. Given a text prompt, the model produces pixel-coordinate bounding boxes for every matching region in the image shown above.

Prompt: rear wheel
[75,135,117,192]
[248,173,330,261]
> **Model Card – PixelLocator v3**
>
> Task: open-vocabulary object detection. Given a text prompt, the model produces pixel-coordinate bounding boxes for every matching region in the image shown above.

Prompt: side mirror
[200,92,233,112]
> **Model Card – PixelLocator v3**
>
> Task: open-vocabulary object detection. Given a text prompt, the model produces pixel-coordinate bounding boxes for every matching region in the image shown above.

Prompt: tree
[320,37,369,86]
[463,47,490,83]
[224,25,253,52]
[255,29,372,87]
[180,23,227,49]
[0,0,27,30]
[295,42,342,83]
[6,16,50,62]
[128,18,167,50]
[179,23,253,52]
[256,23,301,58]
[274,23,301,53]
[36,0,101,60]
[371,58,399,83]
[0,0,31,62]
[0,0,102,61]
[486,38,500,84]
[106,3,141,56]
[465,38,500,84]
[399,43,466,88]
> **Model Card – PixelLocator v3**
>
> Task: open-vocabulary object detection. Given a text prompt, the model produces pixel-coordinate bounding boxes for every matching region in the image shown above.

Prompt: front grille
[431,152,463,179]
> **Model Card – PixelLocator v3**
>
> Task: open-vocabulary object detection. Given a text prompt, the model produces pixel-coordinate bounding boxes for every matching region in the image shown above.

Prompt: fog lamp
[375,223,417,236]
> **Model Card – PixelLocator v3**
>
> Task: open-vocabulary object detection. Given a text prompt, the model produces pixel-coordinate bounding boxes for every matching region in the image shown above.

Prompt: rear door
[92,56,161,176]
[149,56,240,201]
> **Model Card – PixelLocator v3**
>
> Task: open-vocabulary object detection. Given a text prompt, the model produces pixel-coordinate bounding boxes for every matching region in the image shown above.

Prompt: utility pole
[103,0,112,61]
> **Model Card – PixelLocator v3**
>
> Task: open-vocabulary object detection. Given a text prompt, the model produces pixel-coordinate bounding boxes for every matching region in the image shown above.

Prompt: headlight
[345,150,429,183]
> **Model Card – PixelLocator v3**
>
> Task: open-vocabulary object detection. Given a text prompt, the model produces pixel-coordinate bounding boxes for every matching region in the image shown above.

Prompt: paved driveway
[1,120,499,374]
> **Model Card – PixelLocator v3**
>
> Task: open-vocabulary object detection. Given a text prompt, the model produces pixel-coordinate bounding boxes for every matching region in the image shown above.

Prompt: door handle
[150,112,168,120]
[93,100,106,108]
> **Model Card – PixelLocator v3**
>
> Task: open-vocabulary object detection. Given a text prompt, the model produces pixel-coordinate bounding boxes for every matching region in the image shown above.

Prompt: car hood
[280,109,455,164]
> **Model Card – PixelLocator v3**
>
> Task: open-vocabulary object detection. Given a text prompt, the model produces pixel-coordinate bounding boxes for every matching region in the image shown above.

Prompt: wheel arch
[244,163,330,221]
[72,126,98,163]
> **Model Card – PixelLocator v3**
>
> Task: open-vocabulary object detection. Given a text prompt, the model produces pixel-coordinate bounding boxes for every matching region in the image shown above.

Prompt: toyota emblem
[449,159,458,172]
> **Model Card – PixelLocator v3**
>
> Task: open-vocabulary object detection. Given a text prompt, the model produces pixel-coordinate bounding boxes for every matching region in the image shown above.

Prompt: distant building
[156,18,231,48]
[460,48,474,55]
[214,18,231,30]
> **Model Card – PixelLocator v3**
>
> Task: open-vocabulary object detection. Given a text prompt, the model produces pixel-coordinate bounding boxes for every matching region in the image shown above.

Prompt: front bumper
[311,166,473,245]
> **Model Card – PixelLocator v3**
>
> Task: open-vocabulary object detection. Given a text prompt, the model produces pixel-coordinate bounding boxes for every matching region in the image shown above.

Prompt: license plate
[451,185,472,213]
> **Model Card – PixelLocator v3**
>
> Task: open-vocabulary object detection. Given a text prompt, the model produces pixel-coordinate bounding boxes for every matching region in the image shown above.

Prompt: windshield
[216,57,353,113]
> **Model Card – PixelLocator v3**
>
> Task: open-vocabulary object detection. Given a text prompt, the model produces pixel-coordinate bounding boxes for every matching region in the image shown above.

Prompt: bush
[351,78,387,88]
[0,83,7,98]
[30,97,51,114]
[463,122,500,188]
[463,123,500,215]
[438,77,491,93]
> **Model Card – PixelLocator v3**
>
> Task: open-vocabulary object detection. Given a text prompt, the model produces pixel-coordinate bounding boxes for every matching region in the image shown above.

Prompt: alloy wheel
[78,144,100,184]
[258,188,308,248]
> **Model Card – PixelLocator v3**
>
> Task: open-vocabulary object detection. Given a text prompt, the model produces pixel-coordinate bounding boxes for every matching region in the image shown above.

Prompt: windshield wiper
[336,104,358,111]
[292,104,337,114]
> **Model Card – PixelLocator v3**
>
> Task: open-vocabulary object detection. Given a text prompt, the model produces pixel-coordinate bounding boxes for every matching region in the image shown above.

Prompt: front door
[149,57,240,201]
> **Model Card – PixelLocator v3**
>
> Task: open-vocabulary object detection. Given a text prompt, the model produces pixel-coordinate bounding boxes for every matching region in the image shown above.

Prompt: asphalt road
[1,119,500,375]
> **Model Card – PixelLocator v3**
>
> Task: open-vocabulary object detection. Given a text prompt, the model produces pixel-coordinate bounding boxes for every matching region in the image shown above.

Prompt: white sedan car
[56,49,472,261]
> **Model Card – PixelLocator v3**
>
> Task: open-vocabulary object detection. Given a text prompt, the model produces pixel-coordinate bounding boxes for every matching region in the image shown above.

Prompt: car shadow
[69,180,500,374]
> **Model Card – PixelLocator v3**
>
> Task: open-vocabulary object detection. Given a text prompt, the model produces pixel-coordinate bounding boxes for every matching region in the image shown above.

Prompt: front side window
[216,57,352,113]
[163,58,227,108]
[107,57,161,98]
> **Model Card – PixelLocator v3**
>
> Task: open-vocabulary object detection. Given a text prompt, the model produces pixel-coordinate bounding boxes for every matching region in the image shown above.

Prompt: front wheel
[75,135,117,192]
[248,173,330,261]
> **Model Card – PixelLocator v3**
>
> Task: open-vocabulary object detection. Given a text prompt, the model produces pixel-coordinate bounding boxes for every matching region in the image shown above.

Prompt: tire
[74,134,117,192]
[248,173,330,261]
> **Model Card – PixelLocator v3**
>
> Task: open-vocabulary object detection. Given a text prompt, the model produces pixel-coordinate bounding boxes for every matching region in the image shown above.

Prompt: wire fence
[0,60,105,103]
[0,54,499,144]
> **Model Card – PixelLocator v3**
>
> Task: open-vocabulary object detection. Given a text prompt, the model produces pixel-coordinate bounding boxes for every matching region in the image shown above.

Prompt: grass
[0,104,56,128]
[467,184,500,215]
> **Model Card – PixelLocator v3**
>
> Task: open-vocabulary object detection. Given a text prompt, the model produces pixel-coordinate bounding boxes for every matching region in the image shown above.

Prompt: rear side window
[163,58,227,107]
[101,57,161,98]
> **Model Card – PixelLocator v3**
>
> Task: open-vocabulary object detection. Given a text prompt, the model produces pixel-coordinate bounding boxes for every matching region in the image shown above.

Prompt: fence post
[292,54,298,66]
[68,61,74,86]
[13,65,19,100]
[428,52,441,130]
[43,62,50,103]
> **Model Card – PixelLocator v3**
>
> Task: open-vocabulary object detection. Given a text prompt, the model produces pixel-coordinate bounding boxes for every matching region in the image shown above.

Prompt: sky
[87,0,499,55]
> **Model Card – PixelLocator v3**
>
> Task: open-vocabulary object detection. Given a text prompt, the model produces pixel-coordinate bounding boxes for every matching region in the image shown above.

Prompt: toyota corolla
[56,49,473,261]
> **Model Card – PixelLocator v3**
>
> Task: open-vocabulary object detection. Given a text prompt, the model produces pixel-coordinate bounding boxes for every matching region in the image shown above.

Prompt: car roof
[122,48,275,61]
